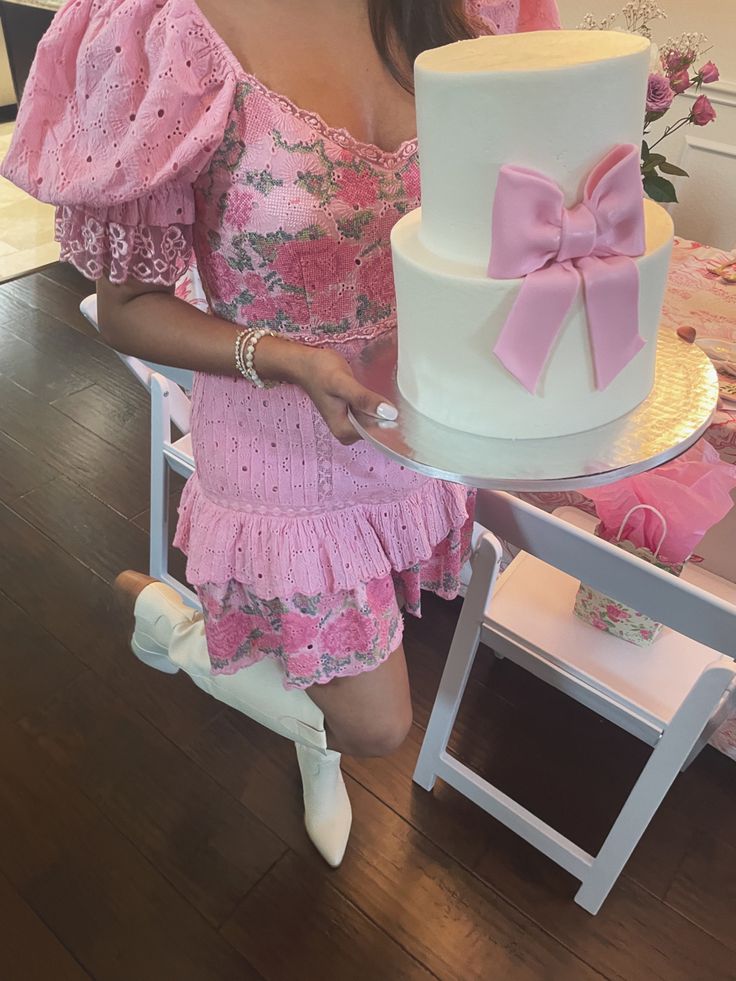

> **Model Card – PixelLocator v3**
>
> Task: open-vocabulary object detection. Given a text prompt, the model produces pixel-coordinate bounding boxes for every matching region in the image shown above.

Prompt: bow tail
[578,255,644,390]
[493,263,579,394]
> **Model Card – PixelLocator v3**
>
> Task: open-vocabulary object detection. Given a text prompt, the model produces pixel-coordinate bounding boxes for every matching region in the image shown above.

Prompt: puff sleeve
[0,0,237,284]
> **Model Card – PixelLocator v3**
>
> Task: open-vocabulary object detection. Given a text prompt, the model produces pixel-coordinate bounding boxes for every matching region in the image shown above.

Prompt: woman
[2,0,560,866]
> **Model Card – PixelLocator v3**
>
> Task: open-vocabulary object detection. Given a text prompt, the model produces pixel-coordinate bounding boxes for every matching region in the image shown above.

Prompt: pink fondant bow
[488,144,646,393]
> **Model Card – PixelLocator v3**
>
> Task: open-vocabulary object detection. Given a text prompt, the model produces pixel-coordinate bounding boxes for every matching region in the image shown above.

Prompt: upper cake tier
[415,30,651,268]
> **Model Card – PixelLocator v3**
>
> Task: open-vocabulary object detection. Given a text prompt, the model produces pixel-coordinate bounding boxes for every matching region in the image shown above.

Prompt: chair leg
[575,664,734,914]
[680,683,736,773]
[413,533,503,792]
[149,376,172,582]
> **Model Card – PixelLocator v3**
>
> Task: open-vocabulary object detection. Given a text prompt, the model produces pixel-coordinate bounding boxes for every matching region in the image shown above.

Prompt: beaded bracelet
[235,327,277,389]
[234,328,253,380]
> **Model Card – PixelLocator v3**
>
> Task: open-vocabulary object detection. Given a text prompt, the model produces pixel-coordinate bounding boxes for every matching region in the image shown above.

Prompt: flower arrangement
[581,2,719,203]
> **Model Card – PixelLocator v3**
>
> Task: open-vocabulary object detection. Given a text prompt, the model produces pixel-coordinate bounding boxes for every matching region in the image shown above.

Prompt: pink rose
[605,604,627,623]
[287,649,323,679]
[646,73,674,114]
[669,69,692,95]
[279,612,319,652]
[697,61,720,84]
[273,239,308,286]
[664,50,695,77]
[691,94,717,126]
[228,189,255,231]
[301,242,361,291]
[337,169,379,208]
[322,608,375,658]
[206,252,244,305]
[206,612,258,657]
[274,291,310,326]
[401,164,421,200]
[591,617,607,631]
[357,254,395,305]
[243,294,278,322]
[365,575,396,613]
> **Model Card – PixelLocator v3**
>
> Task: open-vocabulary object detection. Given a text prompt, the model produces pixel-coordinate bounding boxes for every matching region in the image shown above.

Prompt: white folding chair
[80,294,198,607]
[414,489,736,914]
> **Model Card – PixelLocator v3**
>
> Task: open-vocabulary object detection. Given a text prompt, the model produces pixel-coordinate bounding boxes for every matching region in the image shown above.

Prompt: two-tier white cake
[392,30,674,440]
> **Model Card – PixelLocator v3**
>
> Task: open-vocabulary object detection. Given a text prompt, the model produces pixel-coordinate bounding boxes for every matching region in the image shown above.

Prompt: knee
[340,708,413,759]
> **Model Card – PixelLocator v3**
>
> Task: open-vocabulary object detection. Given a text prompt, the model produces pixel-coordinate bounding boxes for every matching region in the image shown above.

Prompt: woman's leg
[306,644,413,758]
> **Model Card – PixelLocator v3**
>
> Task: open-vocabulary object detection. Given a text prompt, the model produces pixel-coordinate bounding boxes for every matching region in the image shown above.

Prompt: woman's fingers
[332,373,398,421]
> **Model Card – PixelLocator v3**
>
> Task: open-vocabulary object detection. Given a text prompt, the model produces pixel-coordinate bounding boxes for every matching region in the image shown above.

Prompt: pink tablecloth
[521,238,736,760]
[176,238,736,758]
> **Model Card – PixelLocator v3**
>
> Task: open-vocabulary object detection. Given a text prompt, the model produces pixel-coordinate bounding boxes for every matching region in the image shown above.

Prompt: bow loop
[487,144,646,394]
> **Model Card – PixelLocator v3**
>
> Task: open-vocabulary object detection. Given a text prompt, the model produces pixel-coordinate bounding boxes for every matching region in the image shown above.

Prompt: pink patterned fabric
[489,144,646,393]
[1,0,559,682]
[200,512,473,689]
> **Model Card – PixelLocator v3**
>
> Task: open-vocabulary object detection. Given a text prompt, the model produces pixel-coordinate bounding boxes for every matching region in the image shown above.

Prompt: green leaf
[643,173,679,203]
[658,161,690,177]
[642,140,650,158]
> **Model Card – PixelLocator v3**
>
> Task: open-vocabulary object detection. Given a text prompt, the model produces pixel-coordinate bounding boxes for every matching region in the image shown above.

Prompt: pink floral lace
[1,0,558,682]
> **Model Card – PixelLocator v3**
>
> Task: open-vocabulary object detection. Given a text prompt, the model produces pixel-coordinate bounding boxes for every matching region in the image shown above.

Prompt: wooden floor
[0,264,734,981]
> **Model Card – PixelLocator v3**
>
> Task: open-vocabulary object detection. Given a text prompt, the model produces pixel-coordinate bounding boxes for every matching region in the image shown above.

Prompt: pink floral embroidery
[337,169,380,207]
[279,612,320,650]
[322,608,376,657]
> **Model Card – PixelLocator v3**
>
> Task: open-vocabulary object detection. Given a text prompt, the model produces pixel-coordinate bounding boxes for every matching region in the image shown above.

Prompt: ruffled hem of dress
[174,474,472,598]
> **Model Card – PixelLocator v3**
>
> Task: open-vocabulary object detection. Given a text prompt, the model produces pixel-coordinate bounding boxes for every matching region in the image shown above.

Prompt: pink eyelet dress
[2,0,560,689]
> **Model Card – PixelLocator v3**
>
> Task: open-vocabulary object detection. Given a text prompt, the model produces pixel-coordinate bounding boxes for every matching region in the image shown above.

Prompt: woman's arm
[97,278,396,445]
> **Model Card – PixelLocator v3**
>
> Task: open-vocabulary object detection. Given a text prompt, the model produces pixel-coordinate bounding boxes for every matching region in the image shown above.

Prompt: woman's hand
[296,348,398,445]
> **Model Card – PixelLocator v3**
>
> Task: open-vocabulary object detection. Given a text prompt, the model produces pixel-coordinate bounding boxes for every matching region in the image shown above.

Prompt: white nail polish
[377,402,399,421]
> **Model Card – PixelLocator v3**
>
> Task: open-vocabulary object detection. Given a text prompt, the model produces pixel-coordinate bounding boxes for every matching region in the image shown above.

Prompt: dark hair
[368,0,476,91]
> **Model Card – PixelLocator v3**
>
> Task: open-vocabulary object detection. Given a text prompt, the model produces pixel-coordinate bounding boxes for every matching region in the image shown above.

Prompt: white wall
[557,1,736,249]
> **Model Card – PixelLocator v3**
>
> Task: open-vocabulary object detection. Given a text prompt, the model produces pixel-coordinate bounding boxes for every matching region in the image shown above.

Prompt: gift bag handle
[617,505,668,560]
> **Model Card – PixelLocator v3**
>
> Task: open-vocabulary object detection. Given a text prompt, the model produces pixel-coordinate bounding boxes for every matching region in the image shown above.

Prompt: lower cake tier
[391,201,674,440]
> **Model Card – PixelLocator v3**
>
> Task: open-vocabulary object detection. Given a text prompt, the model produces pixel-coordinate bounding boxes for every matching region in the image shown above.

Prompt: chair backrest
[475,490,736,659]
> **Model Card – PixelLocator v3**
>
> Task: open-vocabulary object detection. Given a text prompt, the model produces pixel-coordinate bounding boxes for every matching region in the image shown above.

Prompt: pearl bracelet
[234,328,253,381]
[235,327,276,389]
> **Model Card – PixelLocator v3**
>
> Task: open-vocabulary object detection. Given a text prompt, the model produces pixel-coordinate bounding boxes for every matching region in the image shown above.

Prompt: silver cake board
[348,327,719,493]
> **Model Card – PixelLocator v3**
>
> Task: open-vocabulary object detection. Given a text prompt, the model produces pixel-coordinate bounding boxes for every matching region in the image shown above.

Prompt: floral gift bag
[574,505,684,647]
[575,441,736,647]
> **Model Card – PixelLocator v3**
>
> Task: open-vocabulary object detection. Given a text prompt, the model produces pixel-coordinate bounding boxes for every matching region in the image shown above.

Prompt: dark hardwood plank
[665,833,736,952]
[52,382,151,462]
[12,475,149,583]
[0,374,150,517]
[40,263,90,299]
[0,501,221,747]
[190,712,604,981]
[3,271,93,338]
[20,670,286,927]
[0,323,93,402]
[0,590,85,721]
[0,868,91,981]
[223,850,433,981]
[0,289,148,405]
[0,429,56,503]
[0,718,261,981]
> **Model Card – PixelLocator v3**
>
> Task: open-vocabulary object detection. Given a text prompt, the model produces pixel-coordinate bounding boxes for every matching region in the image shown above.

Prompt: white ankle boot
[128,582,352,864]
[296,743,352,868]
